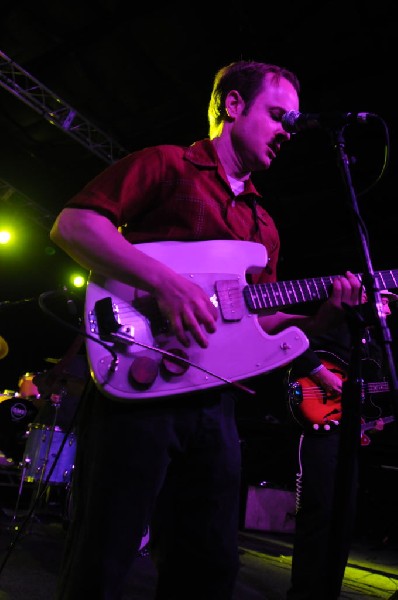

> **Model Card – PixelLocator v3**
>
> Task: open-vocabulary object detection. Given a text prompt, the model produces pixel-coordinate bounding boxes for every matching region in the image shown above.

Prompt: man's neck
[211,136,250,182]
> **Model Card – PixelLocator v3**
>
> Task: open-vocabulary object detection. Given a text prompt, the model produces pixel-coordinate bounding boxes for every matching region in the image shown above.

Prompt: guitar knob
[129,356,159,388]
[161,348,190,376]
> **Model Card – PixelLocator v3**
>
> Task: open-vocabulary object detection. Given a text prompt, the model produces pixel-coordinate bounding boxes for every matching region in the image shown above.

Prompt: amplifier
[244,485,296,533]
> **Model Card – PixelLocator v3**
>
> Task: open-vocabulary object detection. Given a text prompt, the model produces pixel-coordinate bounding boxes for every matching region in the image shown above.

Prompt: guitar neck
[244,269,398,310]
[366,382,390,394]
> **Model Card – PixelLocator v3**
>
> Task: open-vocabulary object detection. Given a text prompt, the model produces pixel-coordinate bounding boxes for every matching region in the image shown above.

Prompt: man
[50,60,361,599]
[286,289,397,600]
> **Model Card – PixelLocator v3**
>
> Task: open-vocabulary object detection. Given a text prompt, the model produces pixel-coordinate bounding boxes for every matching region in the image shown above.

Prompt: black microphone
[282,110,377,133]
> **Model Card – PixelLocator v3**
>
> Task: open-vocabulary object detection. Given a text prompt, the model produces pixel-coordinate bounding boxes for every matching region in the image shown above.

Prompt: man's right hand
[154,272,218,349]
[310,366,343,399]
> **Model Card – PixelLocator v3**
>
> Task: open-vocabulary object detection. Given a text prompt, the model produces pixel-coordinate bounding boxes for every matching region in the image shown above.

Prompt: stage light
[0,230,12,244]
[70,274,86,289]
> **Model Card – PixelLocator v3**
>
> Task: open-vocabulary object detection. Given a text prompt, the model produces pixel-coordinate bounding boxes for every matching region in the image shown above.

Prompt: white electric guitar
[84,240,398,403]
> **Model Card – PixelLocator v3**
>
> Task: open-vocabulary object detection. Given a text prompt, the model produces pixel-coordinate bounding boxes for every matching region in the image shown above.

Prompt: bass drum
[0,397,38,464]
[22,424,76,485]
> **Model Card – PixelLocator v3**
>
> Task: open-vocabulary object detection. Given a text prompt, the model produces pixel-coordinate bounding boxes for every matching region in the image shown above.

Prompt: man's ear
[225,90,244,119]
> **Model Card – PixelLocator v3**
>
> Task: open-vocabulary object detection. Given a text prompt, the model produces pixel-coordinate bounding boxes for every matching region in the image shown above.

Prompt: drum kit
[0,342,83,522]
[0,372,76,484]
[0,338,151,551]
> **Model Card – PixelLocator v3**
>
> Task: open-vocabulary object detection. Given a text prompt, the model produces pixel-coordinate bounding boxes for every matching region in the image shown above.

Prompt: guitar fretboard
[244,269,398,311]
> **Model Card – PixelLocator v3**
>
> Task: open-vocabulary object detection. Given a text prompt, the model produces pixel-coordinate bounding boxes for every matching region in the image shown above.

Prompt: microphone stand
[323,125,398,599]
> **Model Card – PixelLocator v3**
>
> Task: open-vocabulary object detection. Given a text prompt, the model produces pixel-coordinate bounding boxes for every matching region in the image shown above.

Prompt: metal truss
[0,50,127,164]
[0,50,128,230]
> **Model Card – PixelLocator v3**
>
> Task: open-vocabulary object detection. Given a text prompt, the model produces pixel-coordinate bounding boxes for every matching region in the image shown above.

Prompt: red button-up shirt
[66,138,280,283]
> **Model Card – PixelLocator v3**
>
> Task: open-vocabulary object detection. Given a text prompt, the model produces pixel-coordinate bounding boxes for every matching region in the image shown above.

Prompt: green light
[70,274,86,289]
[0,230,12,244]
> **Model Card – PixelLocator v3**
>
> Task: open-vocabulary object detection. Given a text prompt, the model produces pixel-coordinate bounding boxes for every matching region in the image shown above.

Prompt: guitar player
[286,288,397,600]
[49,59,365,600]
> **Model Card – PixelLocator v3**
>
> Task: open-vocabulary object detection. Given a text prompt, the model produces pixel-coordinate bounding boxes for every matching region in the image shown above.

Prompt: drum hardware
[0,339,84,571]
[0,396,38,464]
[10,390,76,529]
[9,348,87,531]
[0,390,16,403]
[10,424,76,530]
[22,424,76,486]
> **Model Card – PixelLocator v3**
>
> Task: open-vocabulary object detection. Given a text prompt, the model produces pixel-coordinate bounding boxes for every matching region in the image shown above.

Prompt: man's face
[230,74,299,172]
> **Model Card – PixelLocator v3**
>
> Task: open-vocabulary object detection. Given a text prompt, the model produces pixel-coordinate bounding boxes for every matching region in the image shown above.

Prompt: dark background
[0,1,397,406]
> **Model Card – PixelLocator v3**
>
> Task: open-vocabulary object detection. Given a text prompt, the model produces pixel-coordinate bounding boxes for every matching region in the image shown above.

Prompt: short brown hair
[208,60,300,137]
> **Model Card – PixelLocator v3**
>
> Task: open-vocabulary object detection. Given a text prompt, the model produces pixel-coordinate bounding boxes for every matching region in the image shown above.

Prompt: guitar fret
[282,281,299,304]
[245,276,335,310]
[367,383,389,393]
[244,270,398,312]
[376,270,398,290]
[243,285,261,309]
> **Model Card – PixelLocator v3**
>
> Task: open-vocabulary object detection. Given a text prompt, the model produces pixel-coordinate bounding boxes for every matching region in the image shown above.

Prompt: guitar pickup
[93,297,135,345]
[215,279,244,321]
[94,297,120,336]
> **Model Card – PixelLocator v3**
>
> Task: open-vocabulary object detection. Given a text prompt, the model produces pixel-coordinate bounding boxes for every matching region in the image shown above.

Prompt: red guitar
[286,352,394,442]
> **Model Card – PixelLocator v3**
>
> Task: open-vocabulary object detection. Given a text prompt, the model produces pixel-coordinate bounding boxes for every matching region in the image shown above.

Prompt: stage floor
[0,466,397,600]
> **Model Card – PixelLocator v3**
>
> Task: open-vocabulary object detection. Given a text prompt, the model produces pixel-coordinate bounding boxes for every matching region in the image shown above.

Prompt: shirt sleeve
[289,348,323,379]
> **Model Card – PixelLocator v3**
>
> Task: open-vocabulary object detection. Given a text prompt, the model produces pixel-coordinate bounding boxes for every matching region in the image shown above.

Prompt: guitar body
[85,240,309,402]
[287,356,347,430]
[287,350,394,438]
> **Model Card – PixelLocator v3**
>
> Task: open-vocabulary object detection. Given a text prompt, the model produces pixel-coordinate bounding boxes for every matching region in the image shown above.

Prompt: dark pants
[56,383,241,600]
[286,429,359,600]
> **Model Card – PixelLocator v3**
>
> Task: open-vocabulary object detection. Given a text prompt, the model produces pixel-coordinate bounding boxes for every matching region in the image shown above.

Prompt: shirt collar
[185,139,263,200]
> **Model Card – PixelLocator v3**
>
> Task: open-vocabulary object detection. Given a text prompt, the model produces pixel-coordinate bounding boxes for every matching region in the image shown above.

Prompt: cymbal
[0,336,9,360]
[44,357,61,364]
